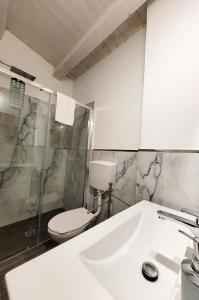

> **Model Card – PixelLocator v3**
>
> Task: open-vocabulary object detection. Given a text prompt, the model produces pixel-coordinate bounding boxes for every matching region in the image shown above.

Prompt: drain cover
[24,229,36,238]
[142,262,159,282]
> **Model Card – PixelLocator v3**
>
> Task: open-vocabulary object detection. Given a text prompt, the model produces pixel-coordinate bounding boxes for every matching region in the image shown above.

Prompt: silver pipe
[87,199,111,214]
[112,194,131,207]
[94,189,109,200]
[87,189,131,214]
[87,189,109,214]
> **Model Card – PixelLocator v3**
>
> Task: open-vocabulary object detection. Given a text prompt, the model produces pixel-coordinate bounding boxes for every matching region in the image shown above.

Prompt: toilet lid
[48,207,94,234]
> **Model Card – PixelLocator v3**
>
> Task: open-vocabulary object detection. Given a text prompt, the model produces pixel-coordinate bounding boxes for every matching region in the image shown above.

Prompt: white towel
[55,92,75,126]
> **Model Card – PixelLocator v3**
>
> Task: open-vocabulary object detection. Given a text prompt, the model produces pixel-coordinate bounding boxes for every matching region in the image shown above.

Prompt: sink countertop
[6,200,191,300]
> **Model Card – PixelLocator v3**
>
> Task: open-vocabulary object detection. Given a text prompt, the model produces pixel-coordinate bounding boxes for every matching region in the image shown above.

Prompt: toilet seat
[48,207,94,235]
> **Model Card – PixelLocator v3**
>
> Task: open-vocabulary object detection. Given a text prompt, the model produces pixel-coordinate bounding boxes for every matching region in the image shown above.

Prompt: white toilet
[48,160,116,243]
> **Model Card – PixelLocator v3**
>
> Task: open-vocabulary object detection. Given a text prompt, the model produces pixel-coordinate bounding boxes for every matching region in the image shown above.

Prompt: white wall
[141,0,199,150]
[73,27,146,150]
[0,31,73,96]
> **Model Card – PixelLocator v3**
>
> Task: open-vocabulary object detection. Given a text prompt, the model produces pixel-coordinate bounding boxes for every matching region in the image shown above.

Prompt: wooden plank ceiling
[8,0,115,66]
[67,4,146,80]
[5,0,146,81]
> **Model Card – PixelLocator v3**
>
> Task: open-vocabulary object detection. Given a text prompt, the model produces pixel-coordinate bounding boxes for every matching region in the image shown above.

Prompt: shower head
[10,66,36,81]
[0,60,36,81]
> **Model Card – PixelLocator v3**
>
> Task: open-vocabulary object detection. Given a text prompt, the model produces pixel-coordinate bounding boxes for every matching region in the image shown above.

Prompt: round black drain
[142,262,159,282]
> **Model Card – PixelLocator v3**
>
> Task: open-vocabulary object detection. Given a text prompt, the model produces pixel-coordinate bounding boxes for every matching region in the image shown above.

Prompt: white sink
[80,208,188,300]
[6,201,189,300]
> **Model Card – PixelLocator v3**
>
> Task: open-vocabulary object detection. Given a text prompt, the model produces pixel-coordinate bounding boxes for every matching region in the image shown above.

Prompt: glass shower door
[0,72,50,261]
[0,70,92,261]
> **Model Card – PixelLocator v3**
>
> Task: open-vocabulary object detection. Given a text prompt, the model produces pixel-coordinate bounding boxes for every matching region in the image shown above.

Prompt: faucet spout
[157,210,198,227]
[157,210,199,235]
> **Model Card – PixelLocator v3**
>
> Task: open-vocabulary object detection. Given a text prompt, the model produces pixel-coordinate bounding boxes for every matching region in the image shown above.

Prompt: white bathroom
[0,0,198,299]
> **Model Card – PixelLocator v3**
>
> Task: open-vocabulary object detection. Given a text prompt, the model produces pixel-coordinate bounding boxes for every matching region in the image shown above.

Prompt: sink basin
[81,213,142,261]
[6,201,189,300]
[80,208,188,300]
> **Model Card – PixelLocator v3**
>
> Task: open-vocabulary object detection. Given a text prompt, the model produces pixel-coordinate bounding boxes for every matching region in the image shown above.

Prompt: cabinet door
[141,0,199,150]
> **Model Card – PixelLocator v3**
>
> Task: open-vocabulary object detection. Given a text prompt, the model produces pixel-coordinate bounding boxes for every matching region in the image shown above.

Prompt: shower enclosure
[0,71,91,262]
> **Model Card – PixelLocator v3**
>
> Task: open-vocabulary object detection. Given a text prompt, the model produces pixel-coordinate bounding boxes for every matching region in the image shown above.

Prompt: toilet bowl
[48,191,102,243]
[48,160,117,243]
[48,207,95,243]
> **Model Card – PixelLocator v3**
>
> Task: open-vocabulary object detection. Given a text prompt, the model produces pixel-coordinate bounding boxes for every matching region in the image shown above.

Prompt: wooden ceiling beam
[53,0,146,80]
[0,0,10,40]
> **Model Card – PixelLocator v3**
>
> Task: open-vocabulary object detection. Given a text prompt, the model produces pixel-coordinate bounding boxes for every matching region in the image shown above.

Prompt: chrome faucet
[157,208,199,235]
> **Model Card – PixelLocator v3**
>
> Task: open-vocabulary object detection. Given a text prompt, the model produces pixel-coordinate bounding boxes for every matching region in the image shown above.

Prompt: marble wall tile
[0,166,33,227]
[0,145,48,228]
[58,105,90,211]
[41,148,67,213]
[46,103,89,213]
[63,149,87,210]
[48,103,72,148]
[0,89,49,227]
[136,151,163,204]
[70,105,90,151]
[136,151,199,212]
[18,95,48,147]
[113,152,137,215]
[0,87,21,145]
[159,152,199,211]
[48,103,89,150]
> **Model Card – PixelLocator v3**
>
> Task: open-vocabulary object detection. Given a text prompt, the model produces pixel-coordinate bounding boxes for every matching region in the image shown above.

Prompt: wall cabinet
[141,0,199,150]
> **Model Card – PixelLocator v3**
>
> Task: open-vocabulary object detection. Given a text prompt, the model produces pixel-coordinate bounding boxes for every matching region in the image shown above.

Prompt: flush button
[142,262,159,282]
